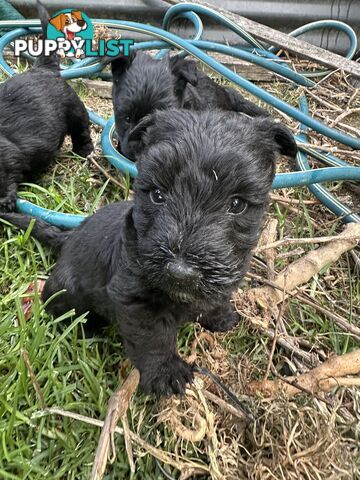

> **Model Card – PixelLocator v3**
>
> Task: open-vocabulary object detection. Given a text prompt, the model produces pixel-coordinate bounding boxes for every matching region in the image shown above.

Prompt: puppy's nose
[166,261,201,283]
[77,19,85,27]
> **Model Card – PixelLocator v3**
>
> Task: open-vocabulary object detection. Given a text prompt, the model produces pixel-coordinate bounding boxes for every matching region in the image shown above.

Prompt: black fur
[109,52,268,160]
[0,109,297,396]
[110,51,177,159]
[0,0,93,212]
[169,55,270,117]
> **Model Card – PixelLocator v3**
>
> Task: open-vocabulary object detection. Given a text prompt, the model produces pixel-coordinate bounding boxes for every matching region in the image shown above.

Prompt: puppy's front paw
[198,310,239,332]
[140,356,194,397]
[73,141,93,158]
[0,194,16,212]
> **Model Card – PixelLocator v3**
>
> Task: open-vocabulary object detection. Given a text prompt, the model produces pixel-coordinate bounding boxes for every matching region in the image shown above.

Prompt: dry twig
[121,415,135,474]
[330,107,360,127]
[248,349,360,398]
[262,327,320,368]
[269,193,319,205]
[88,154,124,189]
[249,223,360,312]
[90,369,140,480]
[256,231,360,252]
[297,294,360,341]
[263,282,287,379]
[258,218,278,280]
[202,390,247,420]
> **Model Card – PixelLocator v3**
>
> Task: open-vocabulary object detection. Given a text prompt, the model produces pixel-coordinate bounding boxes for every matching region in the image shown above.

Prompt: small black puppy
[0,109,297,396]
[110,51,177,159]
[0,0,93,211]
[109,52,268,159]
[169,55,269,117]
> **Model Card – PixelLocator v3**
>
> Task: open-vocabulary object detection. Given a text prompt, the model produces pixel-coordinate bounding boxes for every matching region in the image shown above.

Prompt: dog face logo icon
[50,10,87,41]
[47,9,93,58]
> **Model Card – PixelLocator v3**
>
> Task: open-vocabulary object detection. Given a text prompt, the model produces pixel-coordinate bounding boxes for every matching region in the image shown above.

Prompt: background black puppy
[109,52,268,160]
[0,0,93,212]
[169,55,269,117]
[110,51,177,159]
[0,109,297,396]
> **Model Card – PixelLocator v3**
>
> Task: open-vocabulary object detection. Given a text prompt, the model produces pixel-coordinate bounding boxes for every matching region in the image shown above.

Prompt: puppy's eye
[228,197,248,215]
[150,188,165,205]
[125,116,130,123]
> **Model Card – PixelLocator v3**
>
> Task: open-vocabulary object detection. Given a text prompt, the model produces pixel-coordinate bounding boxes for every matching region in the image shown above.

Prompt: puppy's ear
[271,123,297,158]
[128,114,154,144]
[124,206,136,238]
[101,52,136,74]
[258,119,297,158]
[126,115,155,157]
[181,84,202,109]
[169,55,198,86]
[111,52,136,77]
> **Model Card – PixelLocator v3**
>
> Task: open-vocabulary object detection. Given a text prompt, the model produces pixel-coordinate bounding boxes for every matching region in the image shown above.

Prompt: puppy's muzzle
[166,260,201,285]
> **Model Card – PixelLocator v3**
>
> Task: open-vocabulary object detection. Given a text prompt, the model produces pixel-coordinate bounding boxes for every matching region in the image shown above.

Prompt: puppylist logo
[14,9,133,58]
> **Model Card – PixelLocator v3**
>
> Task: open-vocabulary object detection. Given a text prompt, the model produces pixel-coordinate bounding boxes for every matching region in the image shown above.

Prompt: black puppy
[110,51,177,159]
[169,55,269,117]
[0,109,297,396]
[109,52,268,160]
[0,0,93,212]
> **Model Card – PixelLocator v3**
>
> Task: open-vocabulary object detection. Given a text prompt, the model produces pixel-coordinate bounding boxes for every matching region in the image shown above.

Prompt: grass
[1,60,359,479]
[0,230,165,479]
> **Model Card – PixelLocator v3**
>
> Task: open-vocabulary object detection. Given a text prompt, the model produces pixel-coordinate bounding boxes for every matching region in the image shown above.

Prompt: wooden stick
[318,376,360,391]
[297,295,360,341]
[262,327,318,368]
[258,218,278,281]
[202,390,247,420]
[248,349,360,398]
[250,223,360,310]
[164,0,360,79]
[121,415,135,474]
[273,374,334,407]
[269,194,319,206]
[243,272,360,340]
[276,248,305,259]
[90,369,140,480]
[330,107,360,127]
[88,155,124,189]
[263,293,286,379]
[256,232,360,252]
[305,88,343,112]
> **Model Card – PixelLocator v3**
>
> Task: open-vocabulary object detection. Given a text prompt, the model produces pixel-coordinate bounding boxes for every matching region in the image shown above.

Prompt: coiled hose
[0,3,359,228]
